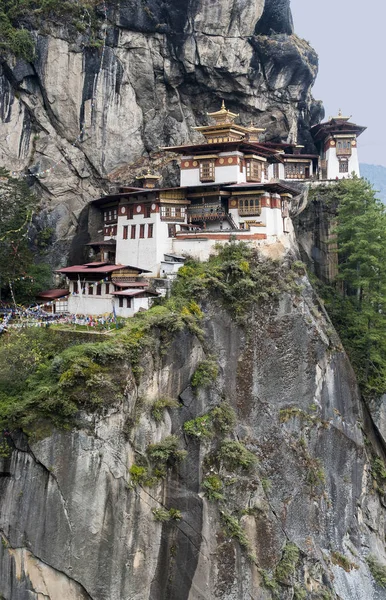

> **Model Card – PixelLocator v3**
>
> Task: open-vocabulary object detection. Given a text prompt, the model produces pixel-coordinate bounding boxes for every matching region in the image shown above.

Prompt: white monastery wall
[115,296,151,318]
[326,147,360,179]
[67,294,113,316]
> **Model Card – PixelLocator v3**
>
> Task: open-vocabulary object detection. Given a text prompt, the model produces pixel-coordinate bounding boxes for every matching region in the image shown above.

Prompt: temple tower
[311,111,366,180]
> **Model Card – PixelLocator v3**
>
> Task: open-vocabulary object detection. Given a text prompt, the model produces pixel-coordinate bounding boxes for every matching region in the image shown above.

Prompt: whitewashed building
[311,111,365,179]
[56,263,158,317]
[52,103,366,315]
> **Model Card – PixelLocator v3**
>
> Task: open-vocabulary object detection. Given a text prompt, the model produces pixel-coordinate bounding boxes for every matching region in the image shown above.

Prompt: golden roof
[330,109,351,122]
[136,169,160,180]
[207,100,239,124]
[248,121,266,134]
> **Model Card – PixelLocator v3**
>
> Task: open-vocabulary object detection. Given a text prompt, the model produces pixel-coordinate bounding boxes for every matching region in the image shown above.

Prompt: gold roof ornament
[332,109,351,121]
[135,169,160,189]
[136,169,161,180]
[248,121,266,133]
[207,100,239,124]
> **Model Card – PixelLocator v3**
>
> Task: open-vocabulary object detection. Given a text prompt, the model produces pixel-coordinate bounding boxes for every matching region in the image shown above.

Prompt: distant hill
[360,164,386,204]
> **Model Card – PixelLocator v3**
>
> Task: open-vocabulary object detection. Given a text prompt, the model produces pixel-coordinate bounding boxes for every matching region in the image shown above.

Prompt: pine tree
[325,177,386,396]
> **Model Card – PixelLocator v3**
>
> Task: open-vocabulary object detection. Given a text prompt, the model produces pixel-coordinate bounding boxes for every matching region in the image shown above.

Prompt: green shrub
[218,440,257,471]
[202,475,224,501]
[129,464,156,487]
[152,507,182,522]
[151,398,180,423]
[220,512,250,549]
[210,402,236,434]
[367,555,386,588]
[294,586,307,600]
[260,570,280,596]
[191,359,218,389]
[147,435,187,469]
[183,402,236,439]
[275,543,299,583]
[183,414,213,438]
[0,439,11,458]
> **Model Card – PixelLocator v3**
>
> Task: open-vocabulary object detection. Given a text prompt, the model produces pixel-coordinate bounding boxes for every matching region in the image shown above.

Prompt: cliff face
[1,266,386,600]
[0,0,322,264]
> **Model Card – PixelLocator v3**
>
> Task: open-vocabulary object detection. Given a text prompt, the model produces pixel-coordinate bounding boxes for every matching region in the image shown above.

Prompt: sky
[291,0,385,167]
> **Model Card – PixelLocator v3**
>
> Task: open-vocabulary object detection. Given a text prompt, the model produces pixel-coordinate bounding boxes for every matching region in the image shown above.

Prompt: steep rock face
[1,270,385,600]
[0,0,322,263]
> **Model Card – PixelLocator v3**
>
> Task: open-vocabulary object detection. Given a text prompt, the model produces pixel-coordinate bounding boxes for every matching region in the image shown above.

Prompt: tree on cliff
[321,177,386,397]
[0,169,51,303]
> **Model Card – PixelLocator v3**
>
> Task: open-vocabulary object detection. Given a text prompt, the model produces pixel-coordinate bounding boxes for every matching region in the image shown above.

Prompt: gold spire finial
[221,99,226,110]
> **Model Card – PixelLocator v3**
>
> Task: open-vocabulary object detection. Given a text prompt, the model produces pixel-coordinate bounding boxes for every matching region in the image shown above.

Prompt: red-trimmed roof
[56,263,151,274]
[112,289,159,297]
[224,182,299,195]
[161,140,282,159]
[113,281,149,288]
[36,289,69,299]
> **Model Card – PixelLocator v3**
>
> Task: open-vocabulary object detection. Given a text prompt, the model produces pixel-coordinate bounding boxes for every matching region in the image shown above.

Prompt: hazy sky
[291,0,384,166]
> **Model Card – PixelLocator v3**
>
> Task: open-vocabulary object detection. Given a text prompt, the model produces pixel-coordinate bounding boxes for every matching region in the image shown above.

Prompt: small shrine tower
[311,111,366,180]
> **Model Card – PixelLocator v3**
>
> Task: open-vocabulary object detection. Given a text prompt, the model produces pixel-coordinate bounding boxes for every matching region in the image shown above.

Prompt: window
[148,223,153,238]
[126,298,132,308]
[88,285,93,295]
[105,283,110,294]
[273,163,279,179]
[123,225,128,240]
[168,224,176,237]
[284,163,306,179]
[145,205,151,218]
[73,282,78,294]
[238,197,261,216]
[127,207,134,219]
[96,284,102,296]
[140,224,145,238]
[131,225,136,239]
[339,160,349,173]
[246,159,262,182]
[119,297,124,308]
[199,160,215,182]
[160,206,186,221]
[104,208,117,223]
[336,139,352,155]
[105,225,117,236]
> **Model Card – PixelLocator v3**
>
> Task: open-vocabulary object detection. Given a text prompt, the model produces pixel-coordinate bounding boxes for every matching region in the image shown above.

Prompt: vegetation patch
[183,402,236,439]
[0,0,105,61]
[371,457,386,494]
[279,407,315,424]
[191,359,218,389]
[331,551,358,572]
[151,398,180,423]
[130,435,187,488]
[220,512,252,553]
[293,586,307,600]
[366,555,386,588]
[202,475,224,501]
[152,507,182,522]
[310,178,386,399]
[217,440,257,471]
[275,542,300,583]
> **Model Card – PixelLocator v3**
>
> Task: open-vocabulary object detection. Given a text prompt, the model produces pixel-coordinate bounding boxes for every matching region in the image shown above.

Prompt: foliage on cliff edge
[0,243,299,434]
[311,177,386,399]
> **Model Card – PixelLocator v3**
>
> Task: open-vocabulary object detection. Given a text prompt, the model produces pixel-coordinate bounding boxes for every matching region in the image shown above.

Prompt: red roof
[56,263,151,274]
[112,289,159,297]
[36,289,69,299]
